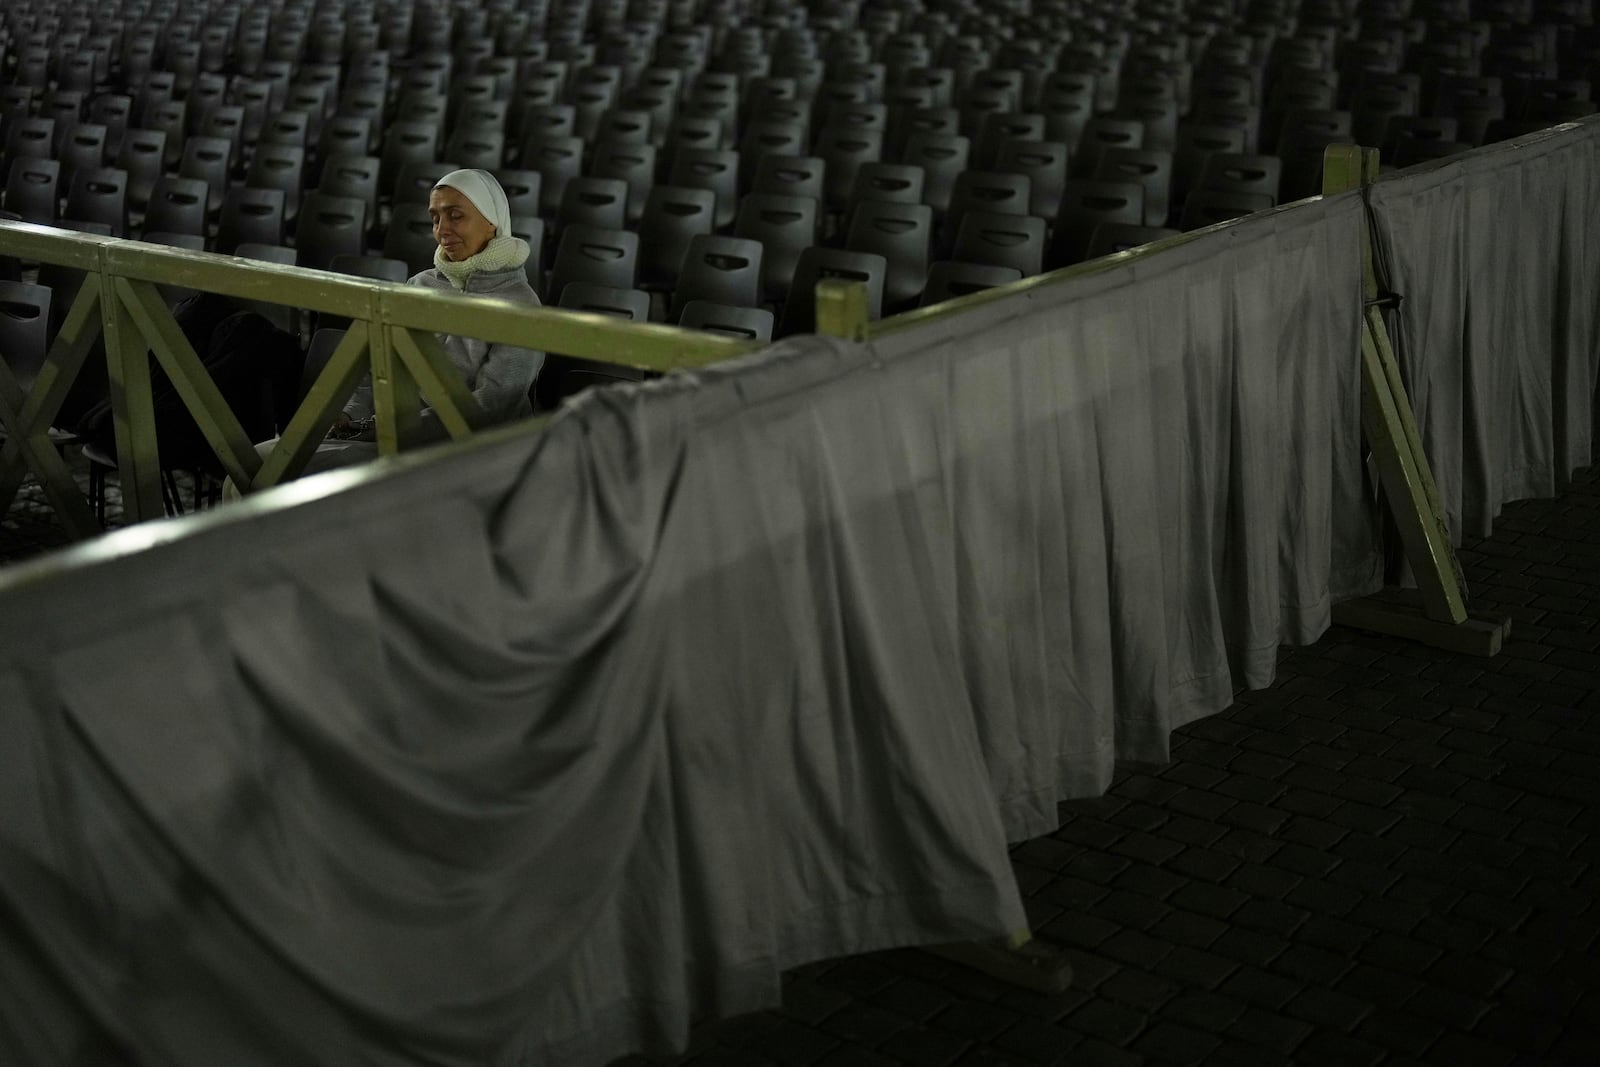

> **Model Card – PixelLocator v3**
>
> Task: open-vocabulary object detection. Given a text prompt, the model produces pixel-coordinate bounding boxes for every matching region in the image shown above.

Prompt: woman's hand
[327,412,353,437]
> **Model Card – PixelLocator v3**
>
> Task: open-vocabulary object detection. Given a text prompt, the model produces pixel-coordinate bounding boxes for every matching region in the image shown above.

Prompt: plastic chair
[1094,149,1174,227]
[844,199,933,310]
[738,120,809,189]
[638,185,717,290]
[1074,116,1146,177]
[538,284,651,409]
[329,254,409,283]
[217,188,287,254]
[548,225,639,302]
[116,127,166,210]
[555,282,650,320]
[1050,179,1146,267]
[679,300,774,341]
[1391,138,1472,167]
[1178,189,1275,231]
[491,168,543,219]
[142,176,209,240]
[294,193,368,272]
[1085,223,1182,259]
[915,260,1024,307]
[318,155,381,220]
[64,167,129,237]
[777,247,886,337]
[178,135,231,215]
[58,123,108,196]
[671,235,765,320]
[394,160,460,207]
[379,120,442,195]
[847,162,926,212]
[814,127,884,213]
[942,170,1032,250]
[522,133,584,215]
[319,115,374,171]
[667,147,740,230]
[992,138,1069,223]
[438,126,504,172]
[246,142,306,221]
[951,212,1046,277]
[899,131,970,213]
[976,112,1046,167]
[383,202,440,275]
[556,177,628,233]
[4,157,58,225]
[736,193,822,302]
[752,154,826,203]
[0,281,51,390]
[588,141,657,225]
[510,216,547,293]
[1195,153,1282,204]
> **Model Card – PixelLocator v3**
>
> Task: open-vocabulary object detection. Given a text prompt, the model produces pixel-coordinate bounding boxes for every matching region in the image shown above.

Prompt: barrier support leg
[1322,145,1510,657]
[815,278,871,341]
[924,931,1074,995]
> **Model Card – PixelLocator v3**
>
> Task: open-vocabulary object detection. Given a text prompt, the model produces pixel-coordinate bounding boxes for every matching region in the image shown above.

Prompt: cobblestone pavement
[5,467,1598,1066]
[615,465,1600,1066]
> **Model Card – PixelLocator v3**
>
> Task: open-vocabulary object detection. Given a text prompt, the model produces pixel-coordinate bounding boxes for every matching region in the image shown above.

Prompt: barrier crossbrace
[1320,145,1512,658]
[0,221,759,534]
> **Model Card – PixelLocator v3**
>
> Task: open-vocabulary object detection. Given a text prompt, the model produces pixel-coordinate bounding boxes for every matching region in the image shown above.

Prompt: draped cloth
[1367,118,1600,541]
[0,190,1385,1064]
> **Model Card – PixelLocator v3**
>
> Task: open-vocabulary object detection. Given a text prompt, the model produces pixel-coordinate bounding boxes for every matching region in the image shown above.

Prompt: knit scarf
[432,234,531,290]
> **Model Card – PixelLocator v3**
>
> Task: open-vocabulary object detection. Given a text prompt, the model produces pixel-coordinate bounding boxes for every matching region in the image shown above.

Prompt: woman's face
[429,185,496,261]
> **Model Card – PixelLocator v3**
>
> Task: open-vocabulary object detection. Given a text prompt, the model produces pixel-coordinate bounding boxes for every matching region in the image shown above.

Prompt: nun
[330,167,545,441]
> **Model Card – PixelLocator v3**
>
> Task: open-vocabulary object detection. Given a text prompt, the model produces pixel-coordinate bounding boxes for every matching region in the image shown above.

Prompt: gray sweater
[344,265,545,433]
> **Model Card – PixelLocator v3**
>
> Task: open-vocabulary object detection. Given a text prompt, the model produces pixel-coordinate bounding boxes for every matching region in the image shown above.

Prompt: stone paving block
[1097,966,1182,1013]
[1355,1007,1444,1056]
[1472,1002,1566,1056]
[1283,984,1374,1030]
[1424,1030,1519,1067]
[1222,1005,1314,1055]
[1325,858,1402,895]
[1228,897,1310,940]
[1060,851,1131,886]
[1062,995,1147,1045]
[1270,942,1357,987]
[1403,983,1492,1030]
[1153,812,1231,848]
[819,1004,921,1049]
[1209,828,1282,863]
[1164,787,1237,822]
[1109,800,1170,833]
[1066,1037,1143,1066]
[1088,887,1172,932]
[1055,948,1118,991]
[1151,944,1239,990]
[1109,830,1186,866]
[932,1001,1023,1043]
[1161,989,1247,1033]
[1165,846,1241,884]
[1129,1020,1222,1064]
[813,1047,897,1067]
[1111,861,1188,900]
[1145,908,1229,951]
[1098,928,1173,970]
[868,978,960,1024]
[1217,964,1299,1010]
[1292,1028,1387,1066]
[782,978,855,1025]
[989,1017,1075,1065]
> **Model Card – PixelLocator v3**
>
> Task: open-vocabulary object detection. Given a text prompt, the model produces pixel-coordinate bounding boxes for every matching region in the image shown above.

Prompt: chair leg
[88,465,104,525]
[162,470,183,516]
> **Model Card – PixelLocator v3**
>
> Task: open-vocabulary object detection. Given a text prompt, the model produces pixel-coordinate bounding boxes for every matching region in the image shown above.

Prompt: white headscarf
[431,168,531,288]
